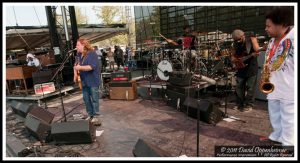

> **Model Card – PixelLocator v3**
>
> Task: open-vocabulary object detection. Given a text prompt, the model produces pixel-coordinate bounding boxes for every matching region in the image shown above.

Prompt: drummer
[166,25,197,50]
[165,25,198,72]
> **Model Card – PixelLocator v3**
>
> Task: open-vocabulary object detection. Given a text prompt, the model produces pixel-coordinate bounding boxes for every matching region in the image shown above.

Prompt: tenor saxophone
[260,64,274,94]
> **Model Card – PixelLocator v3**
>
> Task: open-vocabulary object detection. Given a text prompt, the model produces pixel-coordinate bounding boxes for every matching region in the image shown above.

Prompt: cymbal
[198,32,208,36]
[144,41,161,45]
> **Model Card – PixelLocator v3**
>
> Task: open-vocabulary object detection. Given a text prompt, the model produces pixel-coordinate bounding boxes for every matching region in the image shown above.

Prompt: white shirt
[27,58,40,67]
[26,53,40,67]
[266,27,294,101]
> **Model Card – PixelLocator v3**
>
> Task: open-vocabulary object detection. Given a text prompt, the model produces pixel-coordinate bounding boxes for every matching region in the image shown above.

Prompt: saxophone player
[260,7,294,146]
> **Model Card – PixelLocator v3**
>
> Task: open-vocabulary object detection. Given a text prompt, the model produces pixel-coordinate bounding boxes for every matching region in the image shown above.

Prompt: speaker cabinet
[6,133,29,157]
[24,114,51,141]
[51,120,95,144]
[10,100,37,119]
[28,106,55,124]
[166,84,196,110]
[132,138,171,157]
[109,80,137,100]
[183,97,223,124]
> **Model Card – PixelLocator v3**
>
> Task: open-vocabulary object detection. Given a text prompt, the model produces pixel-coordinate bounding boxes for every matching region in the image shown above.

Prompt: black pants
[116,58,124,70]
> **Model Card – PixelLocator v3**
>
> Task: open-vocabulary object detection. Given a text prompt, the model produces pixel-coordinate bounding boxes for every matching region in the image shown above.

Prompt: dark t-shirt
[233,40,258,78]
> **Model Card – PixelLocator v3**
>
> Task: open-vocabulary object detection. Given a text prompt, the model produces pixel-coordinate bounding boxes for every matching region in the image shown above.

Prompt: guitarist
[73,38,101,123]
[230,29,262,112]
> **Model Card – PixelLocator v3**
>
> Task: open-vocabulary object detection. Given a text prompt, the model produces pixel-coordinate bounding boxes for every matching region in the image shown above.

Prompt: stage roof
[6,24,128,50]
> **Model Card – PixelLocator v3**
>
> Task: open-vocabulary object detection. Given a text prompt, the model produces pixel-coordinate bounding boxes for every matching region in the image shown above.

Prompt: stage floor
[5,89,273,158]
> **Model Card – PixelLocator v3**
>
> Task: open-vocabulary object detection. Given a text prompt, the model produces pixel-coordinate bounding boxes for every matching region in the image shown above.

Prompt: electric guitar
[233,52,259,70]
[75,57,83,90]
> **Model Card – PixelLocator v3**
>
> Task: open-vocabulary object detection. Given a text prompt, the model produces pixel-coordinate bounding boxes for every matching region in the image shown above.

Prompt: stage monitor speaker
[51,120,95,144]
[166,84,196,110]
[183,97,223,124]
[10,100,37,119]
[24,114,51,141]
[132,138,171,157]
[6,133,30,157]
[28,106,55,124]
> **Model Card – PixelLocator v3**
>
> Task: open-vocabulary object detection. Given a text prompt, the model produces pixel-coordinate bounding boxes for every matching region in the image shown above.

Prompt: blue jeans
[235,75,257,108]
[82,86,100,117]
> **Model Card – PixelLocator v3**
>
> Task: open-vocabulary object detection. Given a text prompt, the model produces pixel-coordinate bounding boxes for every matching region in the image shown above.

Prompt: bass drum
[157,59,183,81]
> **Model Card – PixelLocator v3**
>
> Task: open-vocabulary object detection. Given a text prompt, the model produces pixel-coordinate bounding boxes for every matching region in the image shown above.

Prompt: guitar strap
[245,37,252,54]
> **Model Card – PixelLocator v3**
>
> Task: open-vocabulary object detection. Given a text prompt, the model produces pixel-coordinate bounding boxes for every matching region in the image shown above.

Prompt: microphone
[67,48,77,53]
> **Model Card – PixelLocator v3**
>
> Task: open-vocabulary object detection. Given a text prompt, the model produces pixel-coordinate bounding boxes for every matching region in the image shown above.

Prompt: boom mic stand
[51,50,75,122]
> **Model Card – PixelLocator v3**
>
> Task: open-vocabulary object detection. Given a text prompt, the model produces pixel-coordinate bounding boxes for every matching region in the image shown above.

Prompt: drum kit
[141,33,233,81]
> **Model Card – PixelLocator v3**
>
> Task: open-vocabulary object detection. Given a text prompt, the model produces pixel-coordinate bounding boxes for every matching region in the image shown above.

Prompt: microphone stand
[222,68,246,123]
[51,50,75,122]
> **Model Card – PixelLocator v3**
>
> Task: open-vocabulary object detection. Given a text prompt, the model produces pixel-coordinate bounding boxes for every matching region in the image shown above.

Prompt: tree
[92,6,128,47]
[75,7,88,24]
[55,7,87,25]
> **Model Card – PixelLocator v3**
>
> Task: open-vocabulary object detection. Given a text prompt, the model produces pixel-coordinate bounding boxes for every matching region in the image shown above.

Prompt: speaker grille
[25,114,51,141]
[28,107,55,124]
[51,120,95,144]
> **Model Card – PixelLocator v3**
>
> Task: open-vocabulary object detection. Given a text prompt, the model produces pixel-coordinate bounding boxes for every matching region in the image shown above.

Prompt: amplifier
[109,80,137,100]
[109,81,134,87]
[111,71,132,81]
[34,82,55,95]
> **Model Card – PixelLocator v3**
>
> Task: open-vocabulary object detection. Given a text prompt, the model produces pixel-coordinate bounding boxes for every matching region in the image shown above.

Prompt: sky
[6,6,106,26]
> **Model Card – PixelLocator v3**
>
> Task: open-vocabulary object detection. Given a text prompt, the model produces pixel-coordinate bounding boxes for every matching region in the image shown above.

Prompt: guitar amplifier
[111,71,132,81]
[109,80,137,100]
